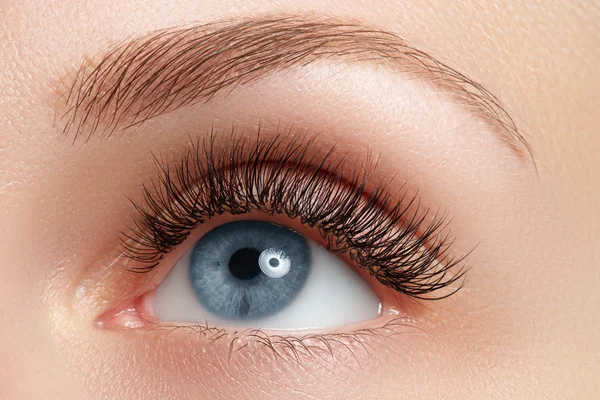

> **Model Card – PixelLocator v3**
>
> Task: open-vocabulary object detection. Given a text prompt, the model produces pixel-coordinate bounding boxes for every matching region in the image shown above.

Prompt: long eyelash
[121,126,469,300]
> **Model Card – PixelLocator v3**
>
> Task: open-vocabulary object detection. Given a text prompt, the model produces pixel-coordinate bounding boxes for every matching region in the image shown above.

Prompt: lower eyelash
[120,126,469,300]
[142,317,423,365]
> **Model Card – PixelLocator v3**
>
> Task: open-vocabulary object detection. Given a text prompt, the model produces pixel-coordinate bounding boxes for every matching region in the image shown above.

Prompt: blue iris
[188,220,311,320]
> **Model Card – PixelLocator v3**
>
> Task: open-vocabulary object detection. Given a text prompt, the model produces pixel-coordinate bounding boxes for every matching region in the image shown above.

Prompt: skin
[0,1,598,399]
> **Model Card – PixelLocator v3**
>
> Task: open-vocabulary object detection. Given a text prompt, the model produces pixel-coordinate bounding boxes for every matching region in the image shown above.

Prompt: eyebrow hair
[58,16,532,157]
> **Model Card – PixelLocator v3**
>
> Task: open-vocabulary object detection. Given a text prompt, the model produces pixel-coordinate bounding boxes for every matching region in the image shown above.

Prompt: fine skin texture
[0,1,598,400]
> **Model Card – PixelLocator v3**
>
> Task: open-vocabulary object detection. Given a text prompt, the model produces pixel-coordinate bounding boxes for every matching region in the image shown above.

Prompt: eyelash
[145,317,418,364]
[120,127,468,300]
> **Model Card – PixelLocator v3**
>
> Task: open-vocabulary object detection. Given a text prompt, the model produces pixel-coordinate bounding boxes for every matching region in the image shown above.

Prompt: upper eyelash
[121,126,469,300]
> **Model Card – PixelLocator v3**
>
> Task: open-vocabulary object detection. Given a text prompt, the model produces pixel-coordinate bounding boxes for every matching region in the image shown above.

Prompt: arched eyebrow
[57,16,531,158]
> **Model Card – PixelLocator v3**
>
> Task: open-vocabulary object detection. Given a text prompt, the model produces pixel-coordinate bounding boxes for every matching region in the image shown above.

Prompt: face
[0,1,598,399]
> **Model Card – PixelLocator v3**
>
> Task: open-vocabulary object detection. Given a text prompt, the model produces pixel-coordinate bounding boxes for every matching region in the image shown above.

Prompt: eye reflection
[154,220,382,330]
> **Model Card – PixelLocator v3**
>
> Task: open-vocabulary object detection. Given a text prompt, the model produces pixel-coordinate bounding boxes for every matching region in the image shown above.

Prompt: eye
[153,220,381,330]
[109,134,467,336]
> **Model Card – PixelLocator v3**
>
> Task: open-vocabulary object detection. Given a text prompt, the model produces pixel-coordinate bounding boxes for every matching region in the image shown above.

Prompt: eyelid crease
[120,126,469,300]
[55,15,533,161]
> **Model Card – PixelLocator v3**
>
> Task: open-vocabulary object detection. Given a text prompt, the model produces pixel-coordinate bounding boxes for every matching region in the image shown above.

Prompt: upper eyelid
[120,131,468,299]
[54,15,533,161]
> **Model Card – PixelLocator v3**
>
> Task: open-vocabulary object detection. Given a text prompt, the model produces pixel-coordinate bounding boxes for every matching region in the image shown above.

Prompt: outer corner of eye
[150,220,382,330]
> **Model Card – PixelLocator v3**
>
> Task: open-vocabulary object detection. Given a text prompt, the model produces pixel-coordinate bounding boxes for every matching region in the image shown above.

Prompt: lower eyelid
[98,301,424,366]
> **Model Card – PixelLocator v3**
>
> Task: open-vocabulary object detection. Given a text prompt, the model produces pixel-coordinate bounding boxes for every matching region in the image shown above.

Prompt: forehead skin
[0,0,598,399]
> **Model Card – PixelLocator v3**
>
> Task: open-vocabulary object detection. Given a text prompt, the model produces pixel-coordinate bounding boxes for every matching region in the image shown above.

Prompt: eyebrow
[58,16,531,157]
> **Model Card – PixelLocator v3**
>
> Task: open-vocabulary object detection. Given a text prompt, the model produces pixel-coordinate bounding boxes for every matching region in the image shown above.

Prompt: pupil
[228,248,261,280]
[269,258,280,267]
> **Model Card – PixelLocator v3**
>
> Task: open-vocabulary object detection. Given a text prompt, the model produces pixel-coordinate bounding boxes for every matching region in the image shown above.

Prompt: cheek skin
[61,330,339,399]
[55,308,441,400]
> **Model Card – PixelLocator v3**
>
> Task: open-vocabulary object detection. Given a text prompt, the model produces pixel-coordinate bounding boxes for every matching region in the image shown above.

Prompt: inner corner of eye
[147,220,382,331]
